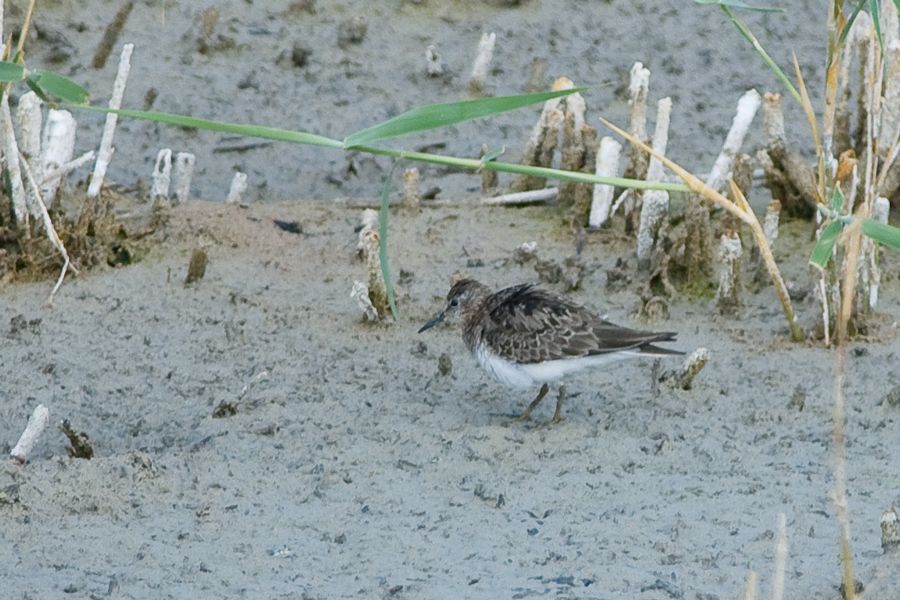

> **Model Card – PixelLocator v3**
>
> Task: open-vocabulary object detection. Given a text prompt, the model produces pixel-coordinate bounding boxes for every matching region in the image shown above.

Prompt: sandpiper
[418,278,683,423]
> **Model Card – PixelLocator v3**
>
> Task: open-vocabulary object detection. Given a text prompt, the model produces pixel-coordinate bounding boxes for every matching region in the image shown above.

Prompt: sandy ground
[1,200,899,599]
[2,1,900,599]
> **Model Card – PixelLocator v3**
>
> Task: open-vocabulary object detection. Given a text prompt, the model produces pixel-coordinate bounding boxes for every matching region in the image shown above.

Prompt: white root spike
[468,32,496,93]
[1,89,29,226]
[706,89,761,194]
[174,152,196,203]
[10,405,50,464]
[636,97,673,267]
[151,148,172,201]
[15,91,43,193]
[588,136,622,228]
[41,109,77,205]
[88,43,134,198]
[225,172,248,204]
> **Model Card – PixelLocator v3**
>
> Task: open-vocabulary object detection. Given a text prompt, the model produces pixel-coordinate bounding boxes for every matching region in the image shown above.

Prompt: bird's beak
[417,309,446,333]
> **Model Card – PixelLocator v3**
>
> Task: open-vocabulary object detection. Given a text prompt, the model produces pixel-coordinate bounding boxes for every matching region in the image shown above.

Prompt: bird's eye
[450,299,459,307]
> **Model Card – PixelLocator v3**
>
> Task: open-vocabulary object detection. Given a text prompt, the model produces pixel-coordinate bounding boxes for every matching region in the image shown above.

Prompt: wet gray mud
[2,1,900,599]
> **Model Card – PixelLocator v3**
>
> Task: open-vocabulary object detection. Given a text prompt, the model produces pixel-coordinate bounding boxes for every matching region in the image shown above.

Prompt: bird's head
[418,278,489,333]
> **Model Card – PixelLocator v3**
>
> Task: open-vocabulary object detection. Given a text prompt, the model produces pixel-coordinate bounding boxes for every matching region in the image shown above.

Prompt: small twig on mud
[9,404,50,464]
[481,187,558,206]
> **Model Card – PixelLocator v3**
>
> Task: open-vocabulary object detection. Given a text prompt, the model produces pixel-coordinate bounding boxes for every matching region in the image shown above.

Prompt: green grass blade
[0,61,25,81]
[809,220,844,269]
[869,0,883,49]
[831,185,844,212]
[379,164,398,320]
[353,145,690,192]
[69,103,688,193]
[29,69,89,103]
[839,0,867,46]
[343,88,583,148]
[719,5,802,104]
[861,219,900,250]
[693,0,784,12]
[71,104,344,148]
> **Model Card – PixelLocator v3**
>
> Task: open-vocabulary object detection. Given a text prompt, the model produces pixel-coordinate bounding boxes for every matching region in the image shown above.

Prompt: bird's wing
[482,284,679,363]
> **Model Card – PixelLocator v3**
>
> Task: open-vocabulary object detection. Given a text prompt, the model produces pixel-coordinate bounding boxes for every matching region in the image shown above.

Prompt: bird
[418,278,684,423]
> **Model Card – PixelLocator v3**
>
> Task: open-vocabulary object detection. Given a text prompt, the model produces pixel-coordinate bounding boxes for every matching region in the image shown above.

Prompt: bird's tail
[639,332,684,356]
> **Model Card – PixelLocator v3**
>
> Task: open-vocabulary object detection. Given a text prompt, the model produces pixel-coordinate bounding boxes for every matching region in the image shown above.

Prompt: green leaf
[839,1,867,47]
[809,220,844,269]
[24,78,49,102]
[73,105,344,149]
[869,0,883,50]
[861,219,900,250]
[28,70,89,104]
[831,185,844,212]
[379,164,398,320]
[0,61,25,82]
[717,5,802,104]
[343,88,583,148]
[693,0,785,12]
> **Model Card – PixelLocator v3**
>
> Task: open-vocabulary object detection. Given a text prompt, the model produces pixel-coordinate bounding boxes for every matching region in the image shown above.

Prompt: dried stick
[41,150,94,187]
[588,136,622,228]
[706,89,761,194]
[481,187,558,206]
[636,97,672,268]
[9,404,50,464]
[600,116,805,341]
[88,43,134,198]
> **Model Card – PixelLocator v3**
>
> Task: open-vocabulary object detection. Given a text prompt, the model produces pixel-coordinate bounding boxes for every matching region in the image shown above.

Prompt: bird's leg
[518,383,549,421]
[551,384,567,424]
